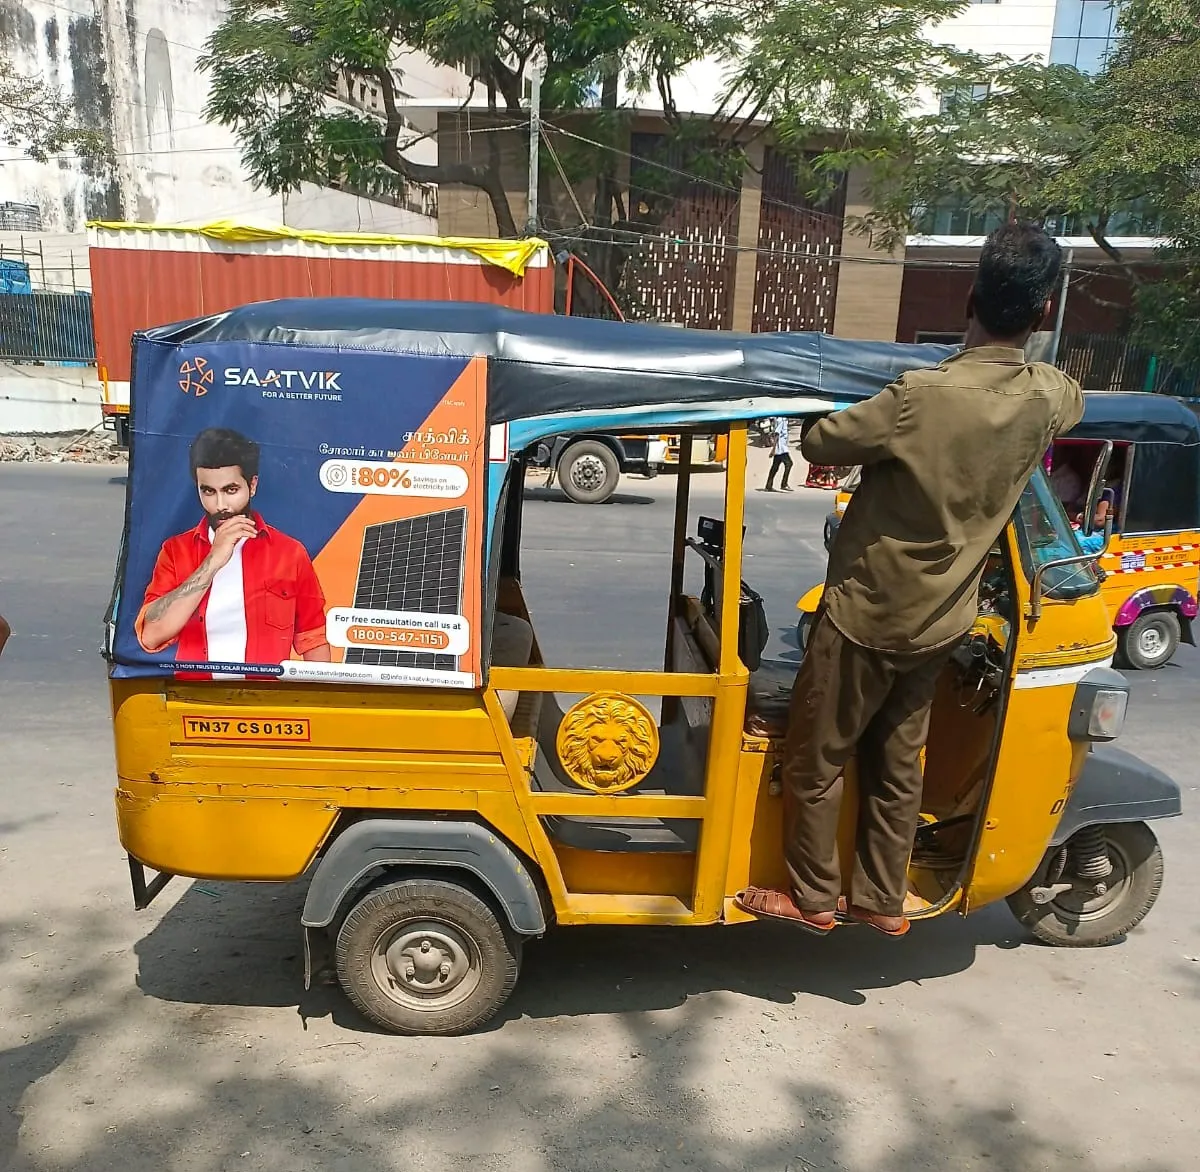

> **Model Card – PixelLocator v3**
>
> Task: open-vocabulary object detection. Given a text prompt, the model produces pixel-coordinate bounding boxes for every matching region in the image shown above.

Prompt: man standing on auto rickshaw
[736,222,1085,937]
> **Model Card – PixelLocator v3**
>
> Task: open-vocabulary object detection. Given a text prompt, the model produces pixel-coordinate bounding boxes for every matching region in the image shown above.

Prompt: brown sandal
[845,904,910,938]
[733,887,837,935]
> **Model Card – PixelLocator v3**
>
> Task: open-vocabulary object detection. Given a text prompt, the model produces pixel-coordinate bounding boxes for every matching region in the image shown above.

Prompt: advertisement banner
[111,340,487,688]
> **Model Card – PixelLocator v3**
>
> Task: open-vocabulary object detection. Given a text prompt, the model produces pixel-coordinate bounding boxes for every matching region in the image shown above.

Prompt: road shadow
[107,475,128,487]
[522,486,656,506]
[132,879,1023,1028]
[2,904,1185,1172]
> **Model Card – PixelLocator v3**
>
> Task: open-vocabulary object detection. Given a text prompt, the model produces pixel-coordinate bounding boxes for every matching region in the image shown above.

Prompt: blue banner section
[112,339,468,675]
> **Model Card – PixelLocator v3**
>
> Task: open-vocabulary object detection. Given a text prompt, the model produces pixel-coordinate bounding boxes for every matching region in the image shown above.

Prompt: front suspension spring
[1069,825,1113,881]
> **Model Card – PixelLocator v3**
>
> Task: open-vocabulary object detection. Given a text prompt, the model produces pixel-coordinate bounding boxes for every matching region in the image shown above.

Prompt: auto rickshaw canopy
[1061,392,1200,534]
[135,298,956,440]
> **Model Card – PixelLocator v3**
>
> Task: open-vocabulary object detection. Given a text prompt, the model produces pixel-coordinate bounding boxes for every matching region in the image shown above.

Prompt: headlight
[1068,668,1129,742]
[1088,689,1128,739]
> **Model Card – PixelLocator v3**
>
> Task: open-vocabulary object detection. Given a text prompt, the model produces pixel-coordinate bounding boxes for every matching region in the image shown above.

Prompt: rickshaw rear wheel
[1116,610,1180,670]
[1006,822,1164,947]
[336,877,521,1035]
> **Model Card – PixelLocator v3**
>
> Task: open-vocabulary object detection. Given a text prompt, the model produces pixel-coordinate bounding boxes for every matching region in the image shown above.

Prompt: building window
[969,0,1000,5]
[1050,0,1121,73]
[915,198,1006,236]
[938,82,990,116]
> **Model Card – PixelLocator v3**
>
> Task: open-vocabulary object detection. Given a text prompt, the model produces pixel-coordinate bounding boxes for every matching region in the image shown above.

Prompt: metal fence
[1057,332,1200,397]
[0,291,96,362]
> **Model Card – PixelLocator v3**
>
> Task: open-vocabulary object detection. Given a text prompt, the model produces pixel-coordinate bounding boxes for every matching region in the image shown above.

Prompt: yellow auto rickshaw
[107,302,1180,1035]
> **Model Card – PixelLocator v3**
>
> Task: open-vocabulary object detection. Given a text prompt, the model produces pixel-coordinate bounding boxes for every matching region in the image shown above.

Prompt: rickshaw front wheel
[795,613,810,653]
[336,878,521,1035]
[1006,822,1164,948]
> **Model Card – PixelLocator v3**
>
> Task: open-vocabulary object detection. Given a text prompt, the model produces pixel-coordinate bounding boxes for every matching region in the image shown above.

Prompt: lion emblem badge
[556,692,660,794]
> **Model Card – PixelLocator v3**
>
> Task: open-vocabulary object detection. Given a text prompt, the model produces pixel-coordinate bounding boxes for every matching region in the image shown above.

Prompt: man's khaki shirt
[802,346,1084,655]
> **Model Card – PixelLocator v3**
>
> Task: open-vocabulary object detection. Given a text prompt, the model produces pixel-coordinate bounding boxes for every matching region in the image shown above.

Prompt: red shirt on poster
[135,513,327,665]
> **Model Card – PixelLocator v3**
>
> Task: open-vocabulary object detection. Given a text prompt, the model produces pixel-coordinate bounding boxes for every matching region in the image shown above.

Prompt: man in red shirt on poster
[136,428,330,674]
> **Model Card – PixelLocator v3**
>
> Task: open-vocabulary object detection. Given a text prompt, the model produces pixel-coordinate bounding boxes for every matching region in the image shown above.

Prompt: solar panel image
[344,508,467,670]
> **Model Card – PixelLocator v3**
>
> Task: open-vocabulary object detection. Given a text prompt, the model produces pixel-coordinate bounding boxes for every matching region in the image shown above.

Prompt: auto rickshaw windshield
[1015,469,1100,601]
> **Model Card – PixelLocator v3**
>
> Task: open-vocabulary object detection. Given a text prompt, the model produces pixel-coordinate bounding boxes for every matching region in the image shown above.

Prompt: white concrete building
[0,0,449,253]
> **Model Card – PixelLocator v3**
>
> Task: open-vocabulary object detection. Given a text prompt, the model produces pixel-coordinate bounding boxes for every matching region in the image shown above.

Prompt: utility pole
[525,56,543,237]
[1050,245,1074,366]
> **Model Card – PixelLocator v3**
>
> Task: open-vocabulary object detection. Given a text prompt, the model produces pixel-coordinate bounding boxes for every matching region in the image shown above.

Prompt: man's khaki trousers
[781,612,953,916]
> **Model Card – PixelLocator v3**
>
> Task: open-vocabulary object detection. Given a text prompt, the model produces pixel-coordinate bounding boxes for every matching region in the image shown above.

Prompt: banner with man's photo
[109,339,487,688]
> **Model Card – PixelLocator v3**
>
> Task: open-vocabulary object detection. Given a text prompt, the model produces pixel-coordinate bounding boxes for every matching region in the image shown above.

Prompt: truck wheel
[558,440,619,504]
[1006,822,1163,947]
[336,878,520,1035]
[1116,610,1180,670]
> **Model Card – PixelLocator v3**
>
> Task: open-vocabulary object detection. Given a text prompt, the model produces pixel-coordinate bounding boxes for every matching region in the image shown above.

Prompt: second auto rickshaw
[106,302,1180,1035]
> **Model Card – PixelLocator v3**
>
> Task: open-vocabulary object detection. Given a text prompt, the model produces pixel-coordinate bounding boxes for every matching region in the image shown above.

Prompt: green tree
[0,58,105,163]
[734,0,1198,365]
[201,0,735,240]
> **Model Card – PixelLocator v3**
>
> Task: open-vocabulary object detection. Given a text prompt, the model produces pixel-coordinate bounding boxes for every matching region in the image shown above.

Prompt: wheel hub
[371,919,482,1010]
[1051,840,1132,921]
[571,454,606,491]
[1139,626,1165,657]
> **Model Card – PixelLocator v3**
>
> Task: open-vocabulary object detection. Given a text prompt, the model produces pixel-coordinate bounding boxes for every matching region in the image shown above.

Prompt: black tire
[1116,610,1180,670]
[796,612,810,654]
[335,878,520,1035]
[1006,822,1164,947]
[558,440,620,504]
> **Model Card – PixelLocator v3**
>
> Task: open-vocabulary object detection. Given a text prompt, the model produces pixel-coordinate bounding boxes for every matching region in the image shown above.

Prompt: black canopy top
[1069,392,1200,446]
[137,298,957,424]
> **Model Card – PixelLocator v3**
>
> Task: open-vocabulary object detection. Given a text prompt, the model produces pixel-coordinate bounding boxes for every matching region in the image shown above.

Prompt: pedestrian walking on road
[736,222,1084,939]
[764,416,794,491]
[0,612,10,658]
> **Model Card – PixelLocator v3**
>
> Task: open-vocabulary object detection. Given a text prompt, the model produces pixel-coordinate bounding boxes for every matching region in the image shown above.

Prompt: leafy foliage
[0,58,107,163]
[201,0,736,240]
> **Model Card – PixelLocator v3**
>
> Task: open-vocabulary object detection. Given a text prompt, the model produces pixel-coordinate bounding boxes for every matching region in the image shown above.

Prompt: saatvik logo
[178,356,214,396]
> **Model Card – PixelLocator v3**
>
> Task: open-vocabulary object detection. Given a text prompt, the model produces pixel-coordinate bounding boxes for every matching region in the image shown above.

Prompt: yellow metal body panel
[1096,529,1200,617]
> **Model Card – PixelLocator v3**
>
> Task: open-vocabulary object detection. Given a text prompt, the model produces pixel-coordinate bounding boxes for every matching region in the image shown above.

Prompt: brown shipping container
[89,225,555,386]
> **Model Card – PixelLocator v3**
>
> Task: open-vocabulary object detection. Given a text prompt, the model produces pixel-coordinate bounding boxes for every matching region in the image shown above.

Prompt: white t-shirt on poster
[205,528,249,678]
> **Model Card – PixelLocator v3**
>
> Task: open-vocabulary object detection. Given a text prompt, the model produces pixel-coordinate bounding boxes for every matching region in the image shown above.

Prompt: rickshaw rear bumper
[1050,744,1182,848]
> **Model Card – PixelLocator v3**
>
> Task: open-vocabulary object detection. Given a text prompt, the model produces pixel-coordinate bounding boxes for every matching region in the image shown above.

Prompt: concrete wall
[0,364,102,433]
[0,0,439,240]
[832,170,906,341]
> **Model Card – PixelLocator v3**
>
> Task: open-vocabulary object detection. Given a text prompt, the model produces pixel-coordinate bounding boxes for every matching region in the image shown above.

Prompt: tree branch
[372,67,518,237]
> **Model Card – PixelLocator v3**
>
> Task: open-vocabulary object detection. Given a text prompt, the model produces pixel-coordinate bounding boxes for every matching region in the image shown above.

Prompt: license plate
[181,716,311,742]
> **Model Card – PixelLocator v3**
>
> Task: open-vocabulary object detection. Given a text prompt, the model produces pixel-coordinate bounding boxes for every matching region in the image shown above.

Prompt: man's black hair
[189,428,260,482]
[971,221,1063,338]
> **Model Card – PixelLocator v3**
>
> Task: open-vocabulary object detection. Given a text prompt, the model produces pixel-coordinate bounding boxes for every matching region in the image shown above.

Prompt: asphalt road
[1,459,1198,1172]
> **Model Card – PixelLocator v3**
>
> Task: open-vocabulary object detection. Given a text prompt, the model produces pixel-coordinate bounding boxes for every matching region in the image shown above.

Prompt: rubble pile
[0,428,126,464]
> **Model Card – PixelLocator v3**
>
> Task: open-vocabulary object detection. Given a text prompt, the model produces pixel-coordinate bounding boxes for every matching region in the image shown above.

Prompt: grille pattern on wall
[619,133,741,330]
[344,509,466,671]
[751,150,846,333]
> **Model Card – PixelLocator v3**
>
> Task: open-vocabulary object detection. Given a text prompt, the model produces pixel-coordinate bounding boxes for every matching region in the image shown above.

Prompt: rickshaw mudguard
[301,818,547,936]
[1111,583,1198,641]
[1049,744,1182,848]
[796,583,824,614]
